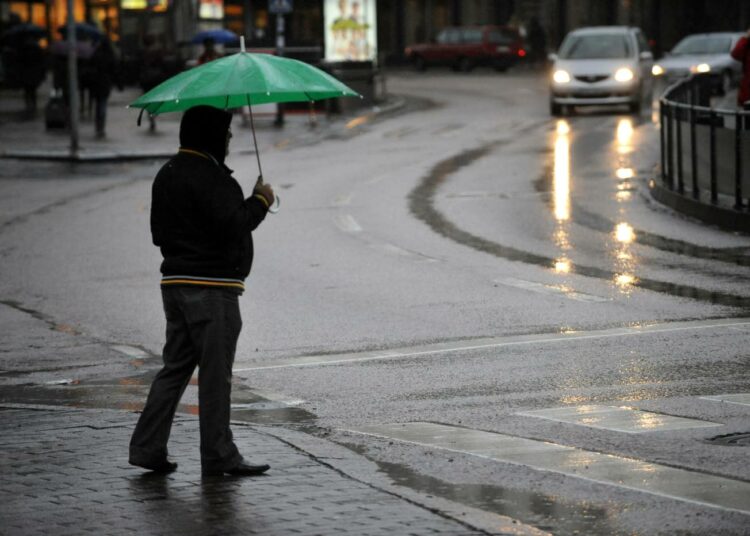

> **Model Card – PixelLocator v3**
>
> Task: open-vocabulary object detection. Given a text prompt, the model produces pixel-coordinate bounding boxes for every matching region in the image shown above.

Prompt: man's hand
[253,182,275,209]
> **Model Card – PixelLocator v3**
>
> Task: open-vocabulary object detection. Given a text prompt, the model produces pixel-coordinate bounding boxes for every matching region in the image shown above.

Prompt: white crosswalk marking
[516,405,722,433]
[346,422,750,513]
[700,393,750,407]
[494,277,609,302]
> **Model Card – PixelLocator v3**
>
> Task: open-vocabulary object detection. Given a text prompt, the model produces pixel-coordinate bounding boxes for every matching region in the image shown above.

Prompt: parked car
[405,26,526,72]
[651,32,744,95]
[549,26,654,115]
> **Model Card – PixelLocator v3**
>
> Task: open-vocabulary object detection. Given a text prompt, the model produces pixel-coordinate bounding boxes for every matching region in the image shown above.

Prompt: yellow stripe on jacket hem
[161,279,245,290]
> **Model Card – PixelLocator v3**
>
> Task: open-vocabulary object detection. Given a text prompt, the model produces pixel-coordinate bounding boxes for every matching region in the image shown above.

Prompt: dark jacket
[731,36,749,106]
[150,106,268,288]
[88,38,119,99]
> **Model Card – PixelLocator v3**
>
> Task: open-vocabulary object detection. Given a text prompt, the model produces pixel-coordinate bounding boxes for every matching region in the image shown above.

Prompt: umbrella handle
[247,96,279,214]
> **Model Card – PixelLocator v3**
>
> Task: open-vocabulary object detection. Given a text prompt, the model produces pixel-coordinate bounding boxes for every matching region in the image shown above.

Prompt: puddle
[409,144,750,309]
[1,370,316,424]
[348,422,750,514]
[342,442,620,535]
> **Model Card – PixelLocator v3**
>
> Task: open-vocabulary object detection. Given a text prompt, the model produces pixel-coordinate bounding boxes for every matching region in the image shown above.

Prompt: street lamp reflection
[615,273,636,288]
[615,222,635,243]
[616,167,635,179]
[553,120,571,222]
[554,258,571,273]
[617,118,635,153]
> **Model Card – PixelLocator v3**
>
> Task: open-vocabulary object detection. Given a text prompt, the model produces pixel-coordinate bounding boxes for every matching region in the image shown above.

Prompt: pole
[66,0,79,158]
[274,13,285,127]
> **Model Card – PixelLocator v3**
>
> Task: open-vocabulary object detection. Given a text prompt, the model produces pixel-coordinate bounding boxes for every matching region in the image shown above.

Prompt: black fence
[659,74,750,210]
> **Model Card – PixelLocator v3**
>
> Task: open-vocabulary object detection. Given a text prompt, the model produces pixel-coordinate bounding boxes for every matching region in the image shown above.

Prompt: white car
[549,26,654,115]
[651,33,744,95]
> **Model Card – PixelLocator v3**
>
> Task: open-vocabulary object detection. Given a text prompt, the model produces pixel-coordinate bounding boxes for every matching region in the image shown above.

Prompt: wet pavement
[0,406,502,536]
[3,69,750,535]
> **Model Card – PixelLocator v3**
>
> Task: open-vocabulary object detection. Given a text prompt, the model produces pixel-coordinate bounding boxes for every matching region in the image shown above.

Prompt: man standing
[129,105,275,476]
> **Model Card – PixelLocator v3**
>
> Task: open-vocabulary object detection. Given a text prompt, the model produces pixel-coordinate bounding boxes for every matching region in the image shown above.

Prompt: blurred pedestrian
[139,35,166,132]
[17,35,47,116]
[89,37,121,138]
[527,17,547,66]
[197,37,220,65]
[731,28,750,117]
[129,105,275,476]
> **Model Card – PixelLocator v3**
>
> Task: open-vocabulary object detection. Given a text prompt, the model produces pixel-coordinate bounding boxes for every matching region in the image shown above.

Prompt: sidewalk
[0,81,400,162]
[0,405,491,536]
[0,301,540,536]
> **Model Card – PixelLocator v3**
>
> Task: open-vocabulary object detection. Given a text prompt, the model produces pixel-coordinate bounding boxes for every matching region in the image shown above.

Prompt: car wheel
[550,101,562,116]
[457,57,473,72]
[413,56,426,72]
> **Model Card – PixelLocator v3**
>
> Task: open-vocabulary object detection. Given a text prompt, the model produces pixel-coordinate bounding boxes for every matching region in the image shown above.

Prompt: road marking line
[334,214,362,233]
[234,318,750,372]
[369,243,439,262]
[345,422,750,514]
[110,345,150,359]
[700,393,750,407]
[331,194,353,207]
[494,277,609,303]
[516,405,722,433]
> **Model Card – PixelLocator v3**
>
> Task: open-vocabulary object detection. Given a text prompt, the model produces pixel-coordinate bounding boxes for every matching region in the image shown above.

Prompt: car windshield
[559,33,632,59]
[488,29,518,45]
[671,35,733,55]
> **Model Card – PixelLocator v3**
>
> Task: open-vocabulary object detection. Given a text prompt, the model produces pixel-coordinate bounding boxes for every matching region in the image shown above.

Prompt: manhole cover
[706,432,750,446]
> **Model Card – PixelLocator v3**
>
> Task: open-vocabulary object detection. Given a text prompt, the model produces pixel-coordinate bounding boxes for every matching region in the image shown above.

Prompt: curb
[255,424,549,536]
[0,97,407,163]
[649,180,750,234]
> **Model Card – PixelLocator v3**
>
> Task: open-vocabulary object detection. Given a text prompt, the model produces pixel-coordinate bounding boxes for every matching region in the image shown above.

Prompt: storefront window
[121,0,167,10]
[199,0,223,20]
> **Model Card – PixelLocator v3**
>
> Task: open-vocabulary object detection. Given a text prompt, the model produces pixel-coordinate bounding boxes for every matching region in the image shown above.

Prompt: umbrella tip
[240,36,246,53]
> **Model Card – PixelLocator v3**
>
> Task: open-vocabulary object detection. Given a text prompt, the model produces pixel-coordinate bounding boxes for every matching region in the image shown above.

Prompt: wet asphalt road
[1,69,750,534]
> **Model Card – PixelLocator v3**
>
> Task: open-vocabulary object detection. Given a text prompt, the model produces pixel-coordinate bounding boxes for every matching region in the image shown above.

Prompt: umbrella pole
[247,101,263,180]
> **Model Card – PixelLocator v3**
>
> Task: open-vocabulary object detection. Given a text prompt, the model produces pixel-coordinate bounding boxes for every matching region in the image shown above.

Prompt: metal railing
[659,74,750,210]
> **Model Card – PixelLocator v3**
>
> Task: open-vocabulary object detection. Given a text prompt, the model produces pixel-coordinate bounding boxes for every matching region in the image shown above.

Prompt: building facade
[2,0,749,64]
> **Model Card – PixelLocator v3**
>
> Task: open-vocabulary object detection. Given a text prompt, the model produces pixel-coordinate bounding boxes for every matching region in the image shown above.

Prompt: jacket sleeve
[731,37,748,62]
[202,169,268,241]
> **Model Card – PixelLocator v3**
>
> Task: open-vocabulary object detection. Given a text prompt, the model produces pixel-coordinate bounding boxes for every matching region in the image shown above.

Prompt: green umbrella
[130,37,361,211]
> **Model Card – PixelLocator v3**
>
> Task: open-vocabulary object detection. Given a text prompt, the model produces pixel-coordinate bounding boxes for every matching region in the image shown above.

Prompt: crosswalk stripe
[516,405,722,433]
[700,393,750,407]
[346,422,750,514]
[494,277,609,302]
[233,317,750,372]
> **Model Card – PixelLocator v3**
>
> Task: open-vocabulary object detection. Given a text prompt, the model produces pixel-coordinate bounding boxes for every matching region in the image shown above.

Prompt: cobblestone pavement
[0,406,487,536]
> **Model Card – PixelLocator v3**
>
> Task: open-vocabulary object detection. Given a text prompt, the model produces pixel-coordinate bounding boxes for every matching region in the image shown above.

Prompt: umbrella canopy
[130,40,360,215]
[129,51,360,115]
[191,29,239,45]
[0,23,46,44]
[50,39,94,58]
[58,22,103,40]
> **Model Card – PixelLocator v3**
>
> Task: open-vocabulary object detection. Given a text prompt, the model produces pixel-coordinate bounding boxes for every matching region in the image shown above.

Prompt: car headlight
[553,69,571,84]
[614,67,634,83]
[652,64,664,76]
[690,63,711,74]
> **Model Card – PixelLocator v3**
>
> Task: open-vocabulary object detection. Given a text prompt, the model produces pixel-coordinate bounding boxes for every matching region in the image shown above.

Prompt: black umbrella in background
[57,22,103,41]
[0,23,46,45]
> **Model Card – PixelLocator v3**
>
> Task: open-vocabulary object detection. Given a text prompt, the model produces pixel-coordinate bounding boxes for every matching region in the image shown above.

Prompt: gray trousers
[129,286,243,471]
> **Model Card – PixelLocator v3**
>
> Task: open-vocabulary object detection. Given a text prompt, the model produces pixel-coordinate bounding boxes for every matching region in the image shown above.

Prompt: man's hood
[179,105,233,164]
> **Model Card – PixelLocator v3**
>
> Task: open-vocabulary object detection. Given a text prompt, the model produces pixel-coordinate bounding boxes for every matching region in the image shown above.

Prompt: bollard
[709,110,718,205]
[736,112,744,210]
[676,105,684,195]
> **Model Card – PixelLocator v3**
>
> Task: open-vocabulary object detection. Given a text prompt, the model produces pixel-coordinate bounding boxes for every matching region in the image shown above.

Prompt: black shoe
[129,457,178,474]
[202,461,270,477]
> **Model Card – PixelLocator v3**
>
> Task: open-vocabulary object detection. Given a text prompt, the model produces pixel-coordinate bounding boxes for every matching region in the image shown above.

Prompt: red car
[405,26,526,72]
